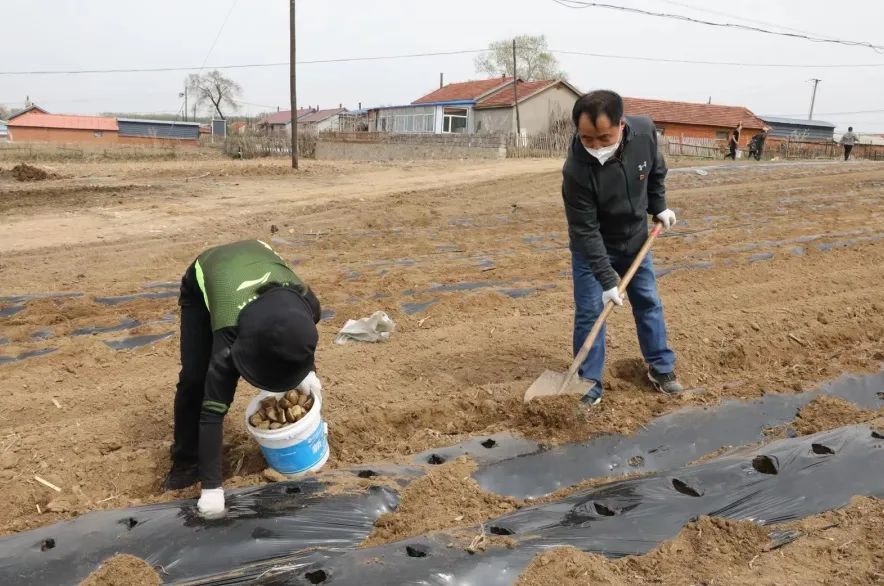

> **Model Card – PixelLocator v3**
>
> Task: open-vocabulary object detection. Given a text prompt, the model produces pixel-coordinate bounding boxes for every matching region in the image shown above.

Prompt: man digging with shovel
[162,239,322,517]
[561,90,683,406]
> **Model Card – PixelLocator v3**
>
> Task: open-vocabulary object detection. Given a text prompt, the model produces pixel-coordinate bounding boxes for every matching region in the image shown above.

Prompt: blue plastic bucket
[245,389,330,476]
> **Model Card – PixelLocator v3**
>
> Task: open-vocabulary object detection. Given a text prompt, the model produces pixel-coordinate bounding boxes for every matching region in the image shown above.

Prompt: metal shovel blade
[523,370,588,403]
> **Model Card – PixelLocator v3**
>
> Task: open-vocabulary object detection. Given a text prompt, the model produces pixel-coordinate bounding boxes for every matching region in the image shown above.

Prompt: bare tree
[186,70,242,120]
[0,106,10,120]
[475,35,566,81]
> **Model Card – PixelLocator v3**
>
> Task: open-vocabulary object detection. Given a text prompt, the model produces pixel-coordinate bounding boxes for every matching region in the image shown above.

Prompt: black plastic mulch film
[0,372,881,585]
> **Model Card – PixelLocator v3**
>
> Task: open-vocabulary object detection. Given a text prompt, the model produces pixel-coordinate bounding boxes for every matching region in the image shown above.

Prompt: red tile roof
[624,97,764,129]
[260,108,312,125]
[8,112,118,131]
[298,107,347,124]
[8,105,48,120]
[475,79,563,108]
[413,77,513,104]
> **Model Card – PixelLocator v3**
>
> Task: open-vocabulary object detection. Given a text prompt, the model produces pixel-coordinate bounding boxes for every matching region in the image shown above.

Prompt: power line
[0,49,489,76]
[773,108,884,117]
[198,0,240,72]
[551,49,884,69]
[654,0,851,41]
[550,0,884,52]
[3,47,883,77]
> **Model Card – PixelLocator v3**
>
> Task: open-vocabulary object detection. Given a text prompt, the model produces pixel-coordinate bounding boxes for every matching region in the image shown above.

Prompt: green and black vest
[194,239,304,331]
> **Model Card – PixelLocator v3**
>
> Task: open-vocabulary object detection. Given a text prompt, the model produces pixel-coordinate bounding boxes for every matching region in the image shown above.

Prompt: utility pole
[290,0,298,169]
[439,72,444,89]
[184,87,188,122]
[808,78,821,120]
[512,39,521,138]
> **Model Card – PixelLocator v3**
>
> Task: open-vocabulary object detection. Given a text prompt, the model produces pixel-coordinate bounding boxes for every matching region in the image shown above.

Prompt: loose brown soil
[516,496,884,586]
[1,155,883,585]
[362,457,520,546]
[78,554,161,586]
[793,396,882,435]
[11,163,52,182]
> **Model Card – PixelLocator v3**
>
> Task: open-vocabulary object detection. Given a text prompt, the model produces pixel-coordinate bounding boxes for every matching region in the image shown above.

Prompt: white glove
[655,209,677,230]
[297,371,322,395]
[197,488,225,518]
[602,287,624,307]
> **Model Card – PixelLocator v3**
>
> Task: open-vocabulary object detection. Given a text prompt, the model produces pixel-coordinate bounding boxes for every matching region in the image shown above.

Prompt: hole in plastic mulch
[285,485,302,494]
[672,478,703,497]
[628,455,645,467]
[357,470,379,479]
[119,517,138,530]
[811,443,835,455]
[405,544,429,558]
[480,439,497,449]
[305,569,328,584]
[40,538,55,552]
[593,502,616,516]
[427,454,446,465]
[751,455,779,475]
[489,526,514,536]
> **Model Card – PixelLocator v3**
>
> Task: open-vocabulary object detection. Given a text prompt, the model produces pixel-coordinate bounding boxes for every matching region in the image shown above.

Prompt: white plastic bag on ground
[334,311,395,344]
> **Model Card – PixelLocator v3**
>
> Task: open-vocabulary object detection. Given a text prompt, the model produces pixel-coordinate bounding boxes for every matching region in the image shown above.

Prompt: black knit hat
[231,287,318,393]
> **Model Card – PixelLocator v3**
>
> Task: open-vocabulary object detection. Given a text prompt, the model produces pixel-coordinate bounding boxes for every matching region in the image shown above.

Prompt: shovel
[524,223,663,402]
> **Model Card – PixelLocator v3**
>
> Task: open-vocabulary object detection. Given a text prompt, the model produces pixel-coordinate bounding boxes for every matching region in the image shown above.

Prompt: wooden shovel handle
[556,223,663,394]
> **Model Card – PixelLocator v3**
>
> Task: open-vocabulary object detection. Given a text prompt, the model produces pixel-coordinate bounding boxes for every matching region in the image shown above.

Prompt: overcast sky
[3,0,883,131]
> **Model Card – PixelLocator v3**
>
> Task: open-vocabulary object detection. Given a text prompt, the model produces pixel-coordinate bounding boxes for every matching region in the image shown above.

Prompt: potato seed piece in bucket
[304,396,314,411]
[278,397,291,409]
[297,392,309,408]
[256,420,271,430]
[260,397,276,410]
[269,422,283,430]
[291,405,305,420]
[285,390,299,404]
[248,413,264,427]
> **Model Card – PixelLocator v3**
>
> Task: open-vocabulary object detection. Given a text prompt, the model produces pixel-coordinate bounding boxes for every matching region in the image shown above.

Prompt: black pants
[844,144,853,161]
[725,143,737,160]
[171,263,213,463]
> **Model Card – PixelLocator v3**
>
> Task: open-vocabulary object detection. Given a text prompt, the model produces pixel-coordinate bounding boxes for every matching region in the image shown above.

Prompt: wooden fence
[767,139,884,161]
[223,131,316,159]
[506,131,884,161]
[506,133,723,159]
[506,131,572,158]
[661,136,722,158]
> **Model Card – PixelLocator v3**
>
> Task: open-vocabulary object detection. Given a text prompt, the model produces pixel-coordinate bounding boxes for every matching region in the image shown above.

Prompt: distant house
[117,118,200,145]
[623,97,765,146]
[7,104,49,121]
[7,112,118,143]
[0,120,8,142]
[298,107,348,133]
[8,111,199,145]
[228,121,248,135]
[759,116,835,142]
[258,108,311,135]
[369,77,581,136]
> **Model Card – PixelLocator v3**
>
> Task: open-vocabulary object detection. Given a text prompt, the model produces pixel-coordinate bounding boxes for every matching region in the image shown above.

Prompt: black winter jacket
[561,115,668,290]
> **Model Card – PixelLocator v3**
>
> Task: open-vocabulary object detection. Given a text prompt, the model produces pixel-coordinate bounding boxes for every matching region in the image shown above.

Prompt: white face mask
[585,133,621,165]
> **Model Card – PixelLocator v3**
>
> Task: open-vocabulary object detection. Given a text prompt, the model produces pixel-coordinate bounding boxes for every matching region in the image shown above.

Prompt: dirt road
[1,156,882,543]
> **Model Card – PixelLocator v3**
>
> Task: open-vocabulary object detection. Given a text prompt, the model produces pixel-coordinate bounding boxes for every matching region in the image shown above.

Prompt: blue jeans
[571,248,675,385]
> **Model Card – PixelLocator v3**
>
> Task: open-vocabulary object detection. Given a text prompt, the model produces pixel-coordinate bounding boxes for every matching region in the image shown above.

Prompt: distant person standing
[748,129,768,161]
[724,129,739,160]
[840,126,858,161]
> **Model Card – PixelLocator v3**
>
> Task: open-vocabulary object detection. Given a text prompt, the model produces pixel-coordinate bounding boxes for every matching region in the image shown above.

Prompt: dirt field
[1,153,883,580]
